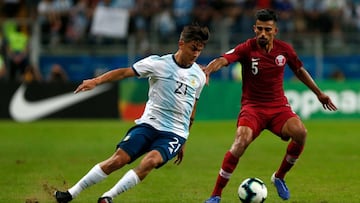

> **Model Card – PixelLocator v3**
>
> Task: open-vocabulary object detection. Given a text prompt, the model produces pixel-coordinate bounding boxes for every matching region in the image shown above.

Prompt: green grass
[0,119,359,203]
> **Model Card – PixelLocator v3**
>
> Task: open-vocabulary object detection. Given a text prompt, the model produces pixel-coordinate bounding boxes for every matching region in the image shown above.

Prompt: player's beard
[258,37,268,48]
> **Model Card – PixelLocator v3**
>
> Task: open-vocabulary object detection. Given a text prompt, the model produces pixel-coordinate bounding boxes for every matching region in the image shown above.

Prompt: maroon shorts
[237,104,299,140]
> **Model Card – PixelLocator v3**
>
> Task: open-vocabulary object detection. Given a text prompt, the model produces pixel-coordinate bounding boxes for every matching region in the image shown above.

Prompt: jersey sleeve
[222,40,250,64]
[196,81,205,100]
[195,64,206,100]
[132,55,161,78]
[285,43,303,71]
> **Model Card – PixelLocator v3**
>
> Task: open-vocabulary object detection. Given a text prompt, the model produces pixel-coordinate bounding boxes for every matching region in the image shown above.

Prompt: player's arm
[74,67,136,93]
[174,99,199,165]
[174,143,186,166]
[203,57,229,84]
[294,67,337,111]
[189,100,199,129]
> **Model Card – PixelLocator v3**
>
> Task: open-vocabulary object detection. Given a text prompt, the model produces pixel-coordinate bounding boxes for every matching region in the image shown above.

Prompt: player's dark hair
[255,9,278,22]
[180,24,210,45]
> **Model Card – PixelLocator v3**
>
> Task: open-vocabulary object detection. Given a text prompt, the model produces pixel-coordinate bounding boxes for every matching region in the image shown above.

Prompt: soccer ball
[238,177,267,203]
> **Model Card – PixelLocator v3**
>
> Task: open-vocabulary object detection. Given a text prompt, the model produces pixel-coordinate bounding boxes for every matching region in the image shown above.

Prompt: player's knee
[231,134,252,157]
[283,119,306,141]
[236,126,253,144]
[236,136,251,148]
[106,150,131,170]
[142,152,163,169]
[134,156,162,180]
[100,156,126,174]
[111,155,128,168]
[289,125,307,145]
[145,157,162,168]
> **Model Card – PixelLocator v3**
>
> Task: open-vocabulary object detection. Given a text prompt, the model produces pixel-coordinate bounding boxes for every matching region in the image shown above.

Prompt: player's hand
[202,57,228,85]
[200,65,211,85]
[317,93,337,111]
[74,79,97,94]
[174,146,185,165]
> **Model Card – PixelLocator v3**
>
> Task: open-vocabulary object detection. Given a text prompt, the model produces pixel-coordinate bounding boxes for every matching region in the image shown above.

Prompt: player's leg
[99,129,185,201]
[276,117,306,179]
[211,126,253,194]
[270,112,307,200]
[205,125,259,203]
[134,150,164,179]
[99,150,163,200]
[205,108,263,203]
[54,124,147,203]
[70,148,131,195]
[54,148,131,203]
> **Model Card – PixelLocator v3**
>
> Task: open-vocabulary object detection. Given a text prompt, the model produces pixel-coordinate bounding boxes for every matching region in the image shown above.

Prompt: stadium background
[0,0,359,121]
[1,1,360,203]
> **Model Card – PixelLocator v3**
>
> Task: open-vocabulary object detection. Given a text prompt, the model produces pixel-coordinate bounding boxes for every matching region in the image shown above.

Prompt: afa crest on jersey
[190,77,198,87]
[275,55,286,66]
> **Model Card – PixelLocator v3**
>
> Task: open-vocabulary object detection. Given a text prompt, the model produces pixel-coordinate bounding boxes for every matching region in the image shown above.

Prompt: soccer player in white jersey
[54,24,210,203]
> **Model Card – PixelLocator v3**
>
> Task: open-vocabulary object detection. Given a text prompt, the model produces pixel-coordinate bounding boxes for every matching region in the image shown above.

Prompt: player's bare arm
[174,144,185,165]
[189,100,199,128]
[174,100,197,165]
[203,57,229,84]
[294,67,337,111]
[74,67,136,93]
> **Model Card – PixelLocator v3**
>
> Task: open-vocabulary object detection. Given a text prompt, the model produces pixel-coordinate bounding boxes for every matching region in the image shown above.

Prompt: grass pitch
[0,119,359,203]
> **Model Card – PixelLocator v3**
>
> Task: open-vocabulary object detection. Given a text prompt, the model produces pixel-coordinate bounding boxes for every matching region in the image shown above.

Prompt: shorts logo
[123,135,131,141]
[275,55,286,66]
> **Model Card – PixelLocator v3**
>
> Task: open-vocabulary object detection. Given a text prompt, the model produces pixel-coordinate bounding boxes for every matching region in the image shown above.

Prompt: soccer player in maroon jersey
[204,9,337,203]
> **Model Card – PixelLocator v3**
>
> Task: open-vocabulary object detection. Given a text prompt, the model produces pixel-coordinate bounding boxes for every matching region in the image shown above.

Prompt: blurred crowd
[1,0,359,82]
[2,0,360,44]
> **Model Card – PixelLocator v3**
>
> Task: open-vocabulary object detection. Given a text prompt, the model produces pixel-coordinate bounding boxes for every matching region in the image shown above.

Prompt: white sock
[101,169,140,198]
[68,164,108,198]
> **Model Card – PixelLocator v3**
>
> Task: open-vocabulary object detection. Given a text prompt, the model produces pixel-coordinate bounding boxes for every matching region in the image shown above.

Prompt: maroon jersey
[223,38,303,107]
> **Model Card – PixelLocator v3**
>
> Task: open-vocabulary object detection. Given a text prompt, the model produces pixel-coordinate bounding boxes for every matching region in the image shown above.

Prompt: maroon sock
[211,151,239,197]
[276,141,304,179]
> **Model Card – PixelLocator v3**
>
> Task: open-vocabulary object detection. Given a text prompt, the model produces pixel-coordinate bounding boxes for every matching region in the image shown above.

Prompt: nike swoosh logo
[9,83,112,122]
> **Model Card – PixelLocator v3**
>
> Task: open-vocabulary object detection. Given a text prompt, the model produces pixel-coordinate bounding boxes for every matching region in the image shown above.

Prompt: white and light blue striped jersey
[132,54,206,139]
